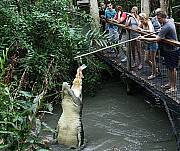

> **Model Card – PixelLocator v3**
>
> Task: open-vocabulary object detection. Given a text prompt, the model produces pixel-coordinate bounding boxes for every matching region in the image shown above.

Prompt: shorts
[130,32,139,39]
[164,50,179,69]
[144,42,158,52]
[109,28,119,42]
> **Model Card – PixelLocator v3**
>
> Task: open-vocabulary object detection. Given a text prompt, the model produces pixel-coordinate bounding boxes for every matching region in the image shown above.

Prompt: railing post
[126,29,131,71]
[126,29,132,94]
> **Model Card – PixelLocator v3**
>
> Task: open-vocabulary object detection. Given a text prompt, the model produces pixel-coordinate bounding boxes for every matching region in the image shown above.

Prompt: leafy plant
[0,0,111,150]
[0,48,9,79]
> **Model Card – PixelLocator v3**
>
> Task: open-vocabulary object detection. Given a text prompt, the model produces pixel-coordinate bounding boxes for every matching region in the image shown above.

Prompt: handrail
[103,19,180,47]
[175,22,180,27]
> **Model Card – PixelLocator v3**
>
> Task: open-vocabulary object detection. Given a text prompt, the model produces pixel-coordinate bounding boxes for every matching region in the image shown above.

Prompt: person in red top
[112,6,127,62]
[113,6,127,40]
[114,6,127,24]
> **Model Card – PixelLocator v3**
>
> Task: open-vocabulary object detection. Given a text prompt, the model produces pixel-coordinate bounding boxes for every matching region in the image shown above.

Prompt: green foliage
[0,0,110,150]
[0,48,9,79]
[0,82,53,150]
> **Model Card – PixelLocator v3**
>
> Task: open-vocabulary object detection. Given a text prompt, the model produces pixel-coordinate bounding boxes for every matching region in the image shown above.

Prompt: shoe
[155,68,161,76]
[121,57,127,63]
[161,84,171,89]
[138,64,143,70]
[165,88,177,93]
[131,63,137,68]
[156,72,161,77]
[147,74,156,80]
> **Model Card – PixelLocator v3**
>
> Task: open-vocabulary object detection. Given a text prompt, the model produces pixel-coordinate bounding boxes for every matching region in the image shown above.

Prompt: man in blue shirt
[105,2,118,39]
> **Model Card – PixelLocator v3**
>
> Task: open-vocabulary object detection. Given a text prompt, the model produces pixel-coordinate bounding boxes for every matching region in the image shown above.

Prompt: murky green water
[43,78,177,151]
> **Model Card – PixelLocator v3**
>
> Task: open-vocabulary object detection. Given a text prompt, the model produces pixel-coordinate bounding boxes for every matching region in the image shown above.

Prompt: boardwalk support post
[126,30,132,94]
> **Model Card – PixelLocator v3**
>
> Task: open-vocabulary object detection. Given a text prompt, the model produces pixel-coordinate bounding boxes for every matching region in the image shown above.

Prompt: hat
[117,6,122,11]
[131,6,138,13]
[139,13,147,19]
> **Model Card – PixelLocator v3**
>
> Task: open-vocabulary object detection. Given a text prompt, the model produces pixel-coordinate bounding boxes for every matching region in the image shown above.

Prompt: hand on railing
[138,36,145,40]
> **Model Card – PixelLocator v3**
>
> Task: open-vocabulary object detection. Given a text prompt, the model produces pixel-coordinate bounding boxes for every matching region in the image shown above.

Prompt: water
[43,78,177,151]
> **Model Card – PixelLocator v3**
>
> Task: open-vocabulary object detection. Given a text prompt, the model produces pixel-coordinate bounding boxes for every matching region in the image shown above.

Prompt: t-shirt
[151,16,161,33]
[105,9,117,30]
[114,12,127,24]
[158,20,178,51]
[121,12,127,20]
[128,16,139,38]
[105,9,116,19]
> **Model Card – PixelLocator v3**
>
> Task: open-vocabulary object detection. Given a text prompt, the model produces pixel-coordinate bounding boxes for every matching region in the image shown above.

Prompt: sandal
[147,75,156,80]
[131,63,137,68]
[155,68,161,77]
[161,84,171,89]
[165,87,177,93]
[138,64,143,70]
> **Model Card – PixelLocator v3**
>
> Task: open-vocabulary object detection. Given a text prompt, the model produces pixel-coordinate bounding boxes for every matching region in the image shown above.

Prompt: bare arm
[139,34,161,42]
[148,20,154,33]
[126,17,131,26]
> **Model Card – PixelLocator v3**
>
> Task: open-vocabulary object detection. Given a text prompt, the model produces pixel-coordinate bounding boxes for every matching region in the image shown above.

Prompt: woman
[112,6,127,62]
[138,13,158,80]
[126,6,142,70]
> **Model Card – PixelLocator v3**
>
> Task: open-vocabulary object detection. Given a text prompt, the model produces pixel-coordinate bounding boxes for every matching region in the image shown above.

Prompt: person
[113,6,127,40]
[104,2,117,33]
[104,2,119,53]
[126,6,142,69]
[151,8,162,33]
[151,8,162,74]
[112,5,127,62]
[139,11,179,93]
[99,2,106,31]
[151,8,174,60]
[138,13,158,80]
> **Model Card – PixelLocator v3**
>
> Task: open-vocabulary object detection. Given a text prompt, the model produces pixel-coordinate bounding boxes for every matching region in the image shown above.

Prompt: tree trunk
[160,0,168,14]
[89,0,100,28]
[141,0,150,16]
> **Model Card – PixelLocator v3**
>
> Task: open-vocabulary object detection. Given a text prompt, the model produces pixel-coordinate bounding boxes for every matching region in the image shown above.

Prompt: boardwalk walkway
[97,34,180,107]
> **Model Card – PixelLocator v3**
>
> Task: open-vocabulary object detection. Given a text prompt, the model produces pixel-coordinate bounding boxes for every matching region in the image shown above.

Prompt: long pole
[74,37,139,60]
[74,32,157,60]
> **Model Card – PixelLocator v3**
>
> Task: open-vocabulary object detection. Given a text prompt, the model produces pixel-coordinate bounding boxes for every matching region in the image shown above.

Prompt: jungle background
[0,0,179,150]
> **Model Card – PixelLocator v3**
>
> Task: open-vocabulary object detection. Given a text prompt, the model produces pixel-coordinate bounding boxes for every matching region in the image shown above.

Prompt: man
[99,2,106,31]
[104,2,118,37]
[104,2,119,54]
[139,11,179,93]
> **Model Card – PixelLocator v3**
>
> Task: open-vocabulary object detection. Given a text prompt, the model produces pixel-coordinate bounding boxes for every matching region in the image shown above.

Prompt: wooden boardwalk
[97,42,180,109]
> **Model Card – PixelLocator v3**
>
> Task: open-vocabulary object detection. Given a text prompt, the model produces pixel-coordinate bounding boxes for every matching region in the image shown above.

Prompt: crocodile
[57,65,86,149]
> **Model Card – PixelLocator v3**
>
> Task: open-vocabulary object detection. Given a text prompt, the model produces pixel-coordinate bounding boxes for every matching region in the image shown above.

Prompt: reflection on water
[44,79,177,151]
